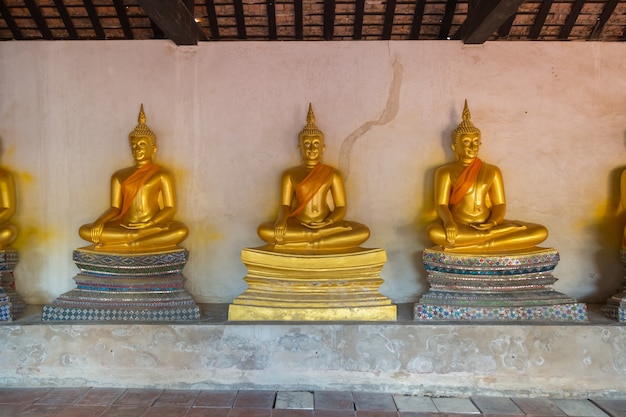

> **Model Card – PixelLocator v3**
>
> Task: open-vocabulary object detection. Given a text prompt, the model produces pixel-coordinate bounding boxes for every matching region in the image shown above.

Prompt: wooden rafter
[497,12,515,37]
[294,0,303,39]
[382,0,397,40]
[559,0,584,39]
[83,0,105,39]
[150,19,166,39]
[455,0,526,44]
[590,0,619,40]
[266,0,277,40]
[136,0,208,45]
[410,0,426,40]
[113,0,133,39]
[324,0,336,40]
[438,0,457,39]
[233,0,247,39]
[203,0,220,40]
[0,1,23,39]
[53,0,78,39]
[529,0,553,40]
[353,0,365,40]
[24,0,53,39]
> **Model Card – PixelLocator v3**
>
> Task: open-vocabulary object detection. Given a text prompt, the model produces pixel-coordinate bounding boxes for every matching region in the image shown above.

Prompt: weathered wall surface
[2,316,626,397]
[0,41,625,304]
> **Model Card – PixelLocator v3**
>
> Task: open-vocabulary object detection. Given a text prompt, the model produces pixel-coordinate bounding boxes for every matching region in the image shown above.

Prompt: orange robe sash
[114,163,161,220]
[449,158,482,205]
[290,163,334,218]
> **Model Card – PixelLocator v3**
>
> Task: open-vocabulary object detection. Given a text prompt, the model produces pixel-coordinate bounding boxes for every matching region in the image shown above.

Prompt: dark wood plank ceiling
[1,0,626,45]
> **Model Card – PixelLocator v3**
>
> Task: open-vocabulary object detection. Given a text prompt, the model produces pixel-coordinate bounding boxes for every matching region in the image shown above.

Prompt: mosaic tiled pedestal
[414,247,587,321]
[229,247,397,321]
[42,247,200,321]
[602,249,626,322]
[0,249,25,320]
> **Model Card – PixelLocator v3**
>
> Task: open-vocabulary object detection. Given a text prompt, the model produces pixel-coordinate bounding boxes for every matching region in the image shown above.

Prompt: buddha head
[128,104,157,163]
[298,103,325,165]
[451,100,481,161]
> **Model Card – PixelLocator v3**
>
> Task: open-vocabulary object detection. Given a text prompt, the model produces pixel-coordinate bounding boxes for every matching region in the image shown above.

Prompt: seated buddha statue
[426,100,548,252]
[78,104,188,252]
[0,166,17,248]
[257,104,370,251]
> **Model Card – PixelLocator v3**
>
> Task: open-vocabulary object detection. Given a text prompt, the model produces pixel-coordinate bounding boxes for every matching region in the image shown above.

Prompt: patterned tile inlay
[43,248,200,322]
[416,247,587,321]
[73,248,189,276]
[422,247,559,275]
[0,249,24,320]
[415,304,588,321]
[602,249,626,322]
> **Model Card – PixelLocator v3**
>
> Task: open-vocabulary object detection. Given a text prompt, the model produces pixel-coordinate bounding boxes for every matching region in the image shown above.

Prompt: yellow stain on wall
[13,225,55,250]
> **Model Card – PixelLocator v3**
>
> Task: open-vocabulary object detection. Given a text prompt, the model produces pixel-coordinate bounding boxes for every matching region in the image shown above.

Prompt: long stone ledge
[0,304,625,399]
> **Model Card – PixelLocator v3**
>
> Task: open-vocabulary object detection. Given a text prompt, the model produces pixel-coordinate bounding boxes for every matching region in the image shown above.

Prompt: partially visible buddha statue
[257,104,370,251]
[0,165,16,249]
[426,100,548,252]
[78,104,188,252]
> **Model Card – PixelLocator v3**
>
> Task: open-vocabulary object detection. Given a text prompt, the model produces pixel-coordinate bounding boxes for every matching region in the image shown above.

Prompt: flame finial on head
[452,99,480,144]
[299,103,324,141]
[129,103,156,145]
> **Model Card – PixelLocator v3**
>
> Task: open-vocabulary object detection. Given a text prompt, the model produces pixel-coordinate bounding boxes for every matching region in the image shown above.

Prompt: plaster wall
[2,312,626,397]
[0,40,625,305]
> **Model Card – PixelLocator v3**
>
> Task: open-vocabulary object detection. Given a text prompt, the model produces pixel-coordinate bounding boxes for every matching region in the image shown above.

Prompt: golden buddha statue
[78,104,188,252]
[426,100,548,252]
[257,103,370,251]
[0,166,17,248]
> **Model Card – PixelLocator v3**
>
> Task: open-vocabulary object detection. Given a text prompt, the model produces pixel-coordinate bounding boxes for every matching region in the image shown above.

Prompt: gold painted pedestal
[229,247,396,321]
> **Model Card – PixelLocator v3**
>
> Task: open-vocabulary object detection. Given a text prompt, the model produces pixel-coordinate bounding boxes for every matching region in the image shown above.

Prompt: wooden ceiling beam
[24,0,53,39]
[382,0,397,40]
[113,0,133,39]
[454,0,525,44]
[233,0,247,39]
[83,0,105,39]
[0,1,24,39]
[203,0,220,40]
[53,0,78,39]
[409,0,426,40]
[353,0,365,40]
[324,0,335,40]
[438,0,457,39]
[558,0,584,40]
[529,0,553,40]
[497,12,515,37]
[136,0,208,45]
[294,0,303,39]
[266,0,277,40]
[590,0,619,40]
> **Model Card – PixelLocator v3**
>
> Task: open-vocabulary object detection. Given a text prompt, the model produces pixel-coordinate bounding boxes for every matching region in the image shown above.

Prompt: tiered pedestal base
[414,247,587,321]
[229,247,396,321]
[42,247,200,321]
[0,249,24,320]
[602,249,626,322]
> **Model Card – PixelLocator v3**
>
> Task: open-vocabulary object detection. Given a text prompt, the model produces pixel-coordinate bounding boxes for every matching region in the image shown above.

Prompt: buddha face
[130,136,157,163]
[299,135,324,164]
[453,133,481,161]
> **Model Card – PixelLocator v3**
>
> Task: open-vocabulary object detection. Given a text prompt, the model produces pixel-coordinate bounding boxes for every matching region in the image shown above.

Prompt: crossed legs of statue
[258,218,370,250]
[426,220,548,252]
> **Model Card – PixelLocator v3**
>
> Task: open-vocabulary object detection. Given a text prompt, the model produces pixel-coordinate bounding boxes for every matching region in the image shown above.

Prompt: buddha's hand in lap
[302,220,332,229]
[469,222,497,231]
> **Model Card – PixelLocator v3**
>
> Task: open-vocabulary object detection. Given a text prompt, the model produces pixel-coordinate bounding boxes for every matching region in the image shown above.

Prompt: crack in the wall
[338,57,403,180]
